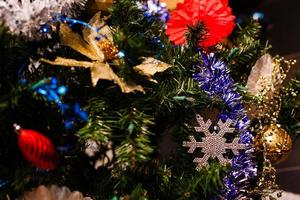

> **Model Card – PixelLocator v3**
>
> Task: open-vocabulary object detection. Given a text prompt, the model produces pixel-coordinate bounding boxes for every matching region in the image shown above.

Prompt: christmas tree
[0,0,300,199]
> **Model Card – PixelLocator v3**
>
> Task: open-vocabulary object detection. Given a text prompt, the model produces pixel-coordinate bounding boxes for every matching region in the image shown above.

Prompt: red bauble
[18,128,58,170]
[165,0,235,47]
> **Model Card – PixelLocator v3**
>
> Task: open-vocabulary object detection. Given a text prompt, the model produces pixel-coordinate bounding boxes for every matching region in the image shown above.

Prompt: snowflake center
[202,133,227,156]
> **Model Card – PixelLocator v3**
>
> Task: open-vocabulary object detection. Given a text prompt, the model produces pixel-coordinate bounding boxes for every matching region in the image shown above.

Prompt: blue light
[117,51,125,58]
[57,86,67,95]
[0,180,8,188]
[32,77,89,129]
[252,12,265,21]
[40,24,52,34]
[52,15,106,38]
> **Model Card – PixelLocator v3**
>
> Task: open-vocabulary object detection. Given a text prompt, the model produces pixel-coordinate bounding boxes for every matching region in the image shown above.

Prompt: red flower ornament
[166,0,235,47]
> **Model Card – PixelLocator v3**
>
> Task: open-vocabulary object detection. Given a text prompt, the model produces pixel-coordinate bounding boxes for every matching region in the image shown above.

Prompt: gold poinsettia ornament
[134,57,171,83]
[17,185,92,200]
[41,12,171,93]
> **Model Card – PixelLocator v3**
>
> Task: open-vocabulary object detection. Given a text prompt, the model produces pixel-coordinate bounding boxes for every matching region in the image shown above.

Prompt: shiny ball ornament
[255,124,293,165]
[15,124,58,170]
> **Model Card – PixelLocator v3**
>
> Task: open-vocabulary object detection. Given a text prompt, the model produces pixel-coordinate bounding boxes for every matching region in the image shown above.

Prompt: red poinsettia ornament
[14,124,58,170]
[165,0,235,47]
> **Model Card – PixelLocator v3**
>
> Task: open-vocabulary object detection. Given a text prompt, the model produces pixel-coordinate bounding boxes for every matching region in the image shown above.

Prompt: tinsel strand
[192,53,257,199]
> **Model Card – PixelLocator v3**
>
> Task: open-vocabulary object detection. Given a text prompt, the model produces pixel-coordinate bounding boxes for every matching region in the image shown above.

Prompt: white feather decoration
[0,0,86,39]
[246,54,294,120]
[246,53,274,96]
[17,185,93,200]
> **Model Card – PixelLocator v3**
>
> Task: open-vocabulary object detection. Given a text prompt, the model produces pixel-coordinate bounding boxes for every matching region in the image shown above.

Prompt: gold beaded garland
[98,40,119,60]
[255,124,292,165]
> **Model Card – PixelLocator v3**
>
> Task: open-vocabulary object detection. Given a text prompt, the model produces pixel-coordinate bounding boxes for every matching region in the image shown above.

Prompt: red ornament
[165,0,235,47]
[15,125,58,170]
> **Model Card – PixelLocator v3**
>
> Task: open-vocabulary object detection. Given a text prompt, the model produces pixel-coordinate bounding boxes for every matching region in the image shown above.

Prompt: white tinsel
[17,185,93,200]
[0,0,86,40]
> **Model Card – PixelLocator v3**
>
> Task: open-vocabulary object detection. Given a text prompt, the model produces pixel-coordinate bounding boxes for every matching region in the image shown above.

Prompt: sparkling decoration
[98,40,119,60]
[165,0,235,47]
[41,12,171,93]
[247,54,275,96]
[137,0,169,22]
[32,77,88,129]
[32,77,67,103]
[14,124,58,170]
[251,150,282,200]
[183,114,246,170]
[52,15,101,34]
[0,0,86,40]
[255,124,293,165]
[39,24,52,34]
[246,55,296,122]
[17,185,93,200]
[193,53,256,199]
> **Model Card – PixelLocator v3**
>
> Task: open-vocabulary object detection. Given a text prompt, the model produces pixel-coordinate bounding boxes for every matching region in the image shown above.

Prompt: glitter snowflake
[183,114,246,170]
[0,0,86,40]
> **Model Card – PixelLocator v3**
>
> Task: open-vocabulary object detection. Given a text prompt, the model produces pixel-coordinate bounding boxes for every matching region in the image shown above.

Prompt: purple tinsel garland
[192,53,257,199]
[138,0,169,22]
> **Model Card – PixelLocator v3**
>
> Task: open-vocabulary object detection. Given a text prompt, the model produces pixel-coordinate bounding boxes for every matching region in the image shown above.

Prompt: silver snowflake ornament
[183,114,246,170]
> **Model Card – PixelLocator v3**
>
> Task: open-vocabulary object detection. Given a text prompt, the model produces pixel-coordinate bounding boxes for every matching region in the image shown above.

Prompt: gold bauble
[255,124,292,165]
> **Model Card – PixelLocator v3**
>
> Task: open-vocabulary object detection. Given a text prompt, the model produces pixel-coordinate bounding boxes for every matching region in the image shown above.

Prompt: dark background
[231,0,300,56]
[261,0,300,56]
[231,0,300,194]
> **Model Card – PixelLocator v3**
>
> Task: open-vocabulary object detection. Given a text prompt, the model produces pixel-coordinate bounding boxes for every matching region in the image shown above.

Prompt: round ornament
[255,124,292,165]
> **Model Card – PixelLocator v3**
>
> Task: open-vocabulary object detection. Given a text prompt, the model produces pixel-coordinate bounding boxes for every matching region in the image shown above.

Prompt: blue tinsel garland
[192,53,257,199]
